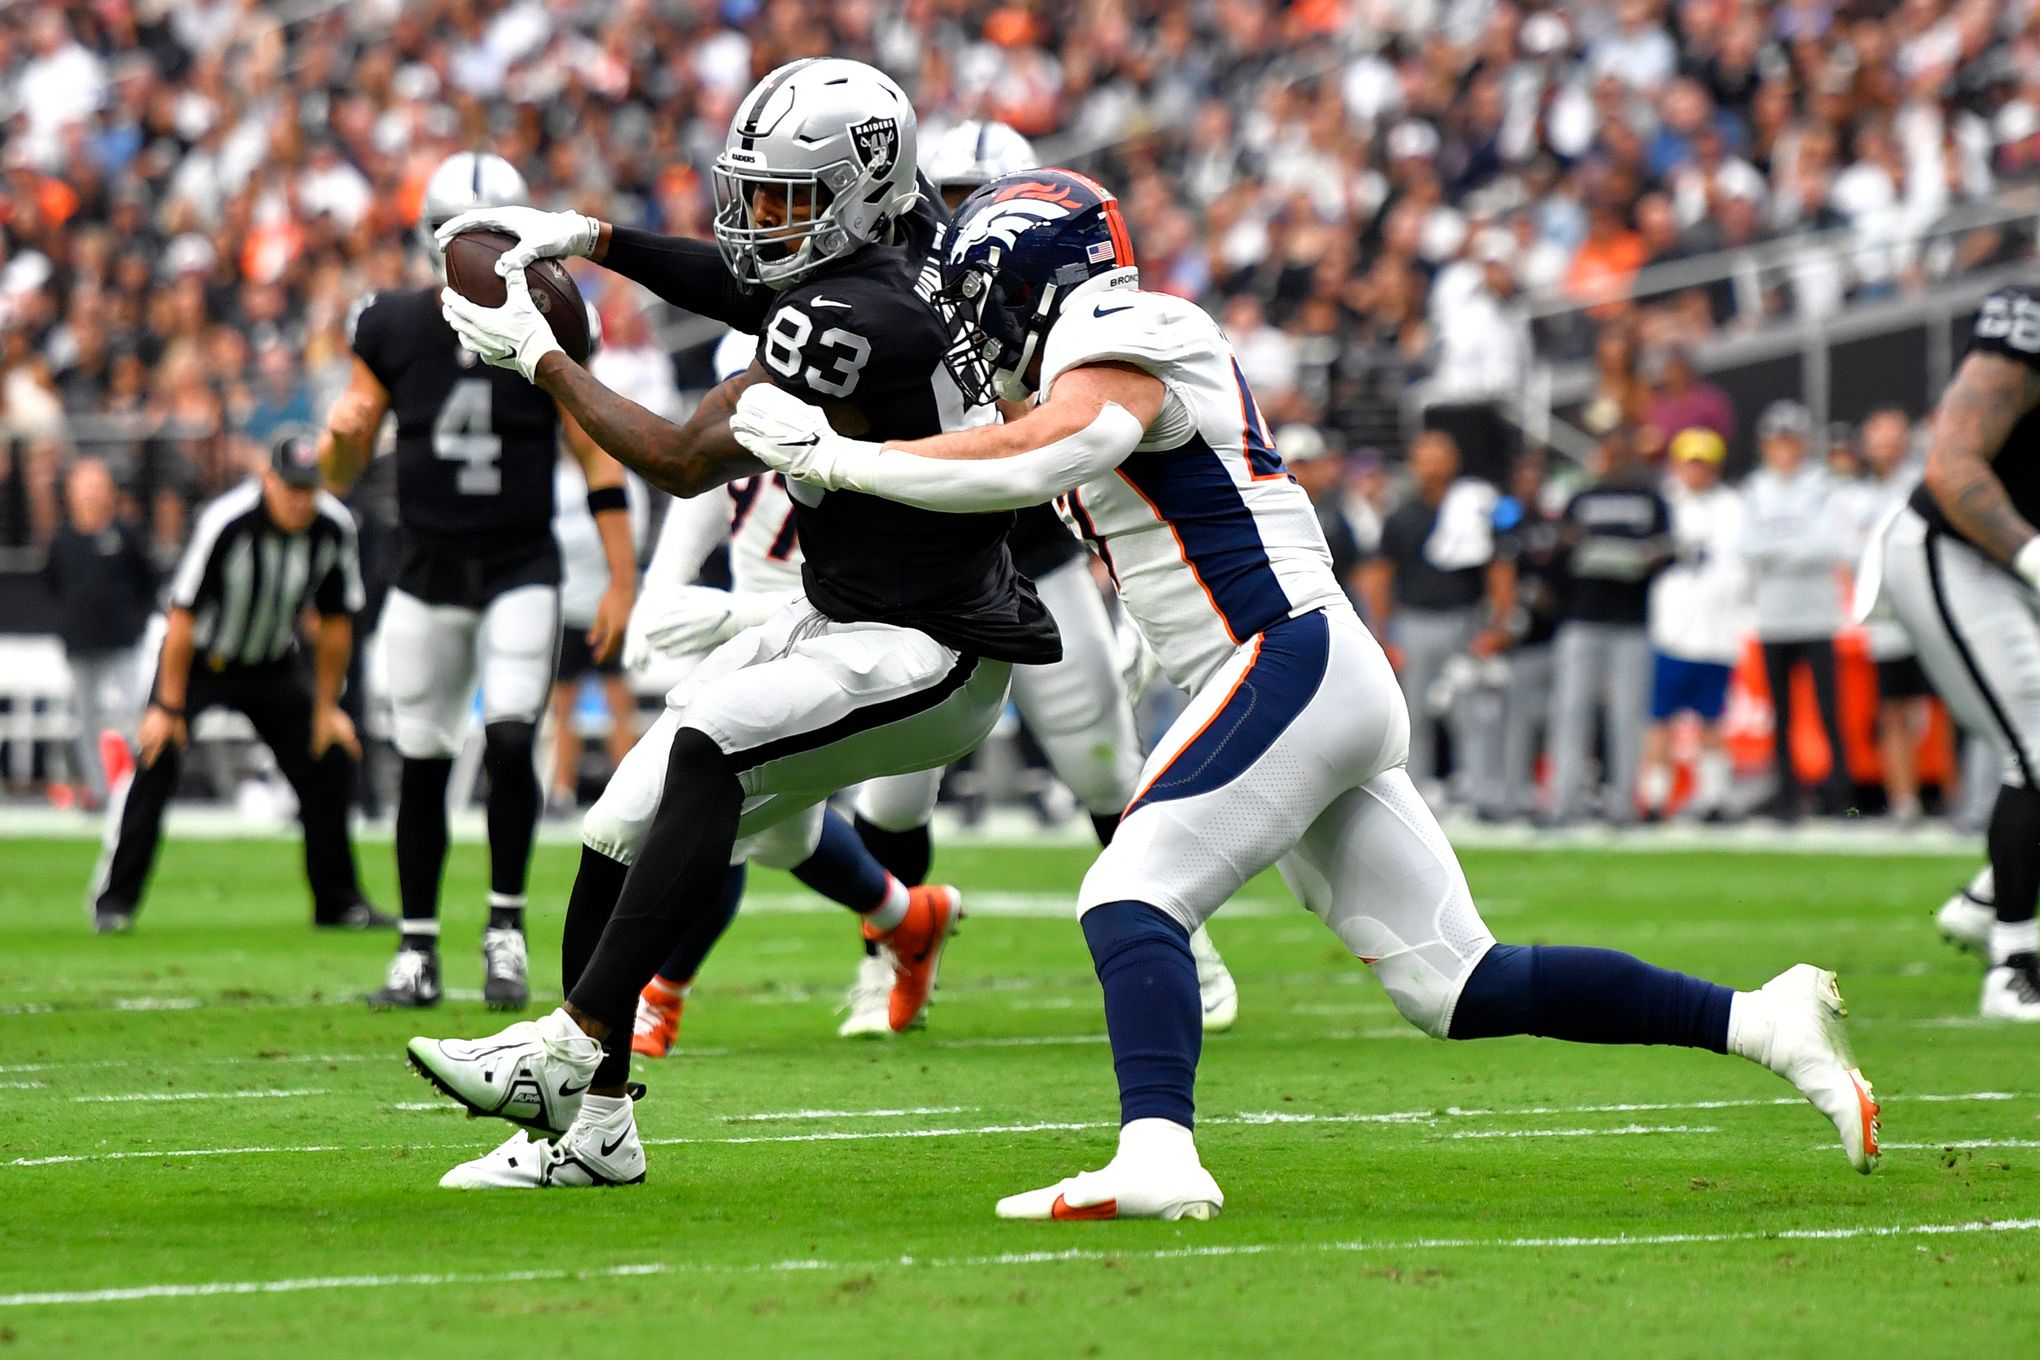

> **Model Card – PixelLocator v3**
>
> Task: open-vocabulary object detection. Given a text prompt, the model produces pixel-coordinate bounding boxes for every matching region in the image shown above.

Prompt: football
[443,228,592,365]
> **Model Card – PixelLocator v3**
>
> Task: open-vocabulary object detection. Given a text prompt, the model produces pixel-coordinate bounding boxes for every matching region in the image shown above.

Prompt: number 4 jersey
[350,287,563,601]
[1912,283,2040,549]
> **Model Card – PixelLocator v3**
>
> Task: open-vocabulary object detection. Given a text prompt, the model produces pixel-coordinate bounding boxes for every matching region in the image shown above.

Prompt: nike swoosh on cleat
[1051,1194,1117,1221]
[598,1132,631,1158]
[557,1079,590,1098]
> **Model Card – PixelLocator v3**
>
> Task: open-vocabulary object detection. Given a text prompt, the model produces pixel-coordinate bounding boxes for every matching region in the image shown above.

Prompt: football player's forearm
[535,355,760,498]
[312,617,352,710]
[155,610,196,709]
[593,512,637,603]
[847,404,1144,512]
[1925,353,2040,565]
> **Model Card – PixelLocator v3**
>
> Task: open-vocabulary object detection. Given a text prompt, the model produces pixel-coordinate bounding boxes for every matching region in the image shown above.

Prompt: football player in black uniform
[319,153,636,1012]
[1873,283,2040,1019]
[405,59,1061,1188]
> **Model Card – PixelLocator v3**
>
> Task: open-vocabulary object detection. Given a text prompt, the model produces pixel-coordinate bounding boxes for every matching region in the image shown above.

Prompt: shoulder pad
[1970,286,2040,365]
[1040,290,1215,394]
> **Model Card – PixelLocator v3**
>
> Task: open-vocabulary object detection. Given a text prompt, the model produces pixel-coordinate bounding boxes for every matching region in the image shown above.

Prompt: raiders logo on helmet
[850,116,900,177]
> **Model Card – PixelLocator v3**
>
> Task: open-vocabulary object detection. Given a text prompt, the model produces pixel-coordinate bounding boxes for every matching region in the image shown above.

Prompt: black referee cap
[269,428,324,488]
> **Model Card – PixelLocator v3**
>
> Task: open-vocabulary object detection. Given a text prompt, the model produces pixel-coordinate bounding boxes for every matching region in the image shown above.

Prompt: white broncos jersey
[642,331,806,602]
[1043,284,1346,693]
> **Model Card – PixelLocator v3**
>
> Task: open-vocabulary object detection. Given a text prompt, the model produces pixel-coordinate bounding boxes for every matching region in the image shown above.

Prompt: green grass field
[3,833,2038,1358]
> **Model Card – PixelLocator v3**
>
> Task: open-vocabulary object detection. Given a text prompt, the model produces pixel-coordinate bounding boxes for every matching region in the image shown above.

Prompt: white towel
[1424,478,1499,571]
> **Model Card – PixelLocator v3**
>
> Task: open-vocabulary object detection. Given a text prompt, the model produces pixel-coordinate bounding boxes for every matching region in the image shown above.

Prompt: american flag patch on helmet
[1086,240,1115,263]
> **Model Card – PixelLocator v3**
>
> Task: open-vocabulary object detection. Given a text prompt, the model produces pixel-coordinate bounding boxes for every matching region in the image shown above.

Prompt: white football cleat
[1936,889,1993,961]
[838,953,895,1038]
[1979,956,2040,1021]
[407,1007,601,1136]
[440,1095,646,1189]
[996,1118,1224,1221]
[1730,964,1880,1174]
[1190,926,1238,1033]
[481,926,530,1011]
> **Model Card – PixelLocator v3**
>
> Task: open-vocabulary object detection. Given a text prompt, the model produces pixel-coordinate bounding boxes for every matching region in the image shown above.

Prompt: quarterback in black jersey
[319,153,636,1014]
[1873,282,2040,1020]
[405,59,1058,1190]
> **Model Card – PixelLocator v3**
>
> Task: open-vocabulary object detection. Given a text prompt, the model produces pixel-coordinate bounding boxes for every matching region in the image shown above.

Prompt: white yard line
[3,1217,2035,1309]
[15,1089,2020,1166]
[69,1088,327,1104]
[722,1106,973,1122]
[1881,1138,2040,1150]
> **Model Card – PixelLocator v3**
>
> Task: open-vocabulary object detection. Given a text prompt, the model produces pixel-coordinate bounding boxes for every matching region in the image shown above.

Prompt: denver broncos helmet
[936,168,1136,405]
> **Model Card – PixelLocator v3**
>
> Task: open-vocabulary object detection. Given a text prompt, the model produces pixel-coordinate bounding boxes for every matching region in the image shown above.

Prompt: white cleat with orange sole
[996,1118,1224,1221]
[1730,964,1880,1173]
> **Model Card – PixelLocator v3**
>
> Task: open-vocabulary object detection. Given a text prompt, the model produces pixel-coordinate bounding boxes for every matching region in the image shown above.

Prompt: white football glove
[2017,537,2040,595]
[439,271,560,383]
[435,206,601,274]
[730,384,872,489]
[638,586,787,658]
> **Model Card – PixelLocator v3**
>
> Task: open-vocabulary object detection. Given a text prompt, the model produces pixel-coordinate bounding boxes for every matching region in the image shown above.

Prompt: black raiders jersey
[601,211,1061,665]
[1913,284,2040,546]
[1010,503,1085,580]
[349,287,561,555]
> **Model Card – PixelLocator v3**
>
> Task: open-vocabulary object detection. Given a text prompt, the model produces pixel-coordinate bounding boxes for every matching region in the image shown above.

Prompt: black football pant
[93,660,365,922]
[1760,638,1853,809]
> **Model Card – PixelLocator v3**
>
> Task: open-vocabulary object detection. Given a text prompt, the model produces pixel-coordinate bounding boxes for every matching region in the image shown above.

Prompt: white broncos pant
[1077,605,1498,1037]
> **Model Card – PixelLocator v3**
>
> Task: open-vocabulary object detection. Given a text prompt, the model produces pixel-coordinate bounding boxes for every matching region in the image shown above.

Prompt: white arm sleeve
[833,403,1148,513]
[632,490,729,633]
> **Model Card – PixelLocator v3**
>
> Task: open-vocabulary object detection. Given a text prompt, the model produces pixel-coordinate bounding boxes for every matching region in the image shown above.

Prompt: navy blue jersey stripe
[766,505,800,561]
[1231,360,1286,481]
[1116,441,1293,644]
[1125,610,1329,816]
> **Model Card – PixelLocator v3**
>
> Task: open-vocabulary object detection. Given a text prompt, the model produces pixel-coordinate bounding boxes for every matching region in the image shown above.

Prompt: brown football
[443,228,592,365]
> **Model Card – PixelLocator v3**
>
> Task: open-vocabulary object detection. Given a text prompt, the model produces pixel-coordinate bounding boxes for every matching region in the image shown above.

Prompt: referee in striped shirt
[90,432,391,934]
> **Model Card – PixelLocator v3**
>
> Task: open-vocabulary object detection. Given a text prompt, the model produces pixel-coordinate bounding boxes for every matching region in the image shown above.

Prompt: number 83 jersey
[349,288,562,562]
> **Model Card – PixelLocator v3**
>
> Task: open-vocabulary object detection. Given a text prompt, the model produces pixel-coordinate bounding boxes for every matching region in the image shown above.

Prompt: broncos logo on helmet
[935,168,1136,406]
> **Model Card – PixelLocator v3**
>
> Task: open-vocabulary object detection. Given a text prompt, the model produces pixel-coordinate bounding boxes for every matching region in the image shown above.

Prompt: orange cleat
[630,977,687,1058]
[864,885,961,1032]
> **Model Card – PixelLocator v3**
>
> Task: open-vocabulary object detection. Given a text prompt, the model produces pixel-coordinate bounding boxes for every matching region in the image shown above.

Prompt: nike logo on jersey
[811,296,852,309]
[1094,303,1132,317]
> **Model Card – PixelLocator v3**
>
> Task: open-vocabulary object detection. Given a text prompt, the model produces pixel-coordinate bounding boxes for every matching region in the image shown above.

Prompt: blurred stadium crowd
[4,0,2040,827]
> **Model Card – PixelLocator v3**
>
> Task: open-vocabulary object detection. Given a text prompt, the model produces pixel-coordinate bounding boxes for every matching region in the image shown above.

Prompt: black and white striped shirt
[167,479,365,670]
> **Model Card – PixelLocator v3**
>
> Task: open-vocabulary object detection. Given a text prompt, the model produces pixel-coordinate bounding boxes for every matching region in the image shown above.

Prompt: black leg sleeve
[1806,641,1852,804]
[1989,783,2040,926]
[481,720,540,898]
[567,728,743,1086]
[396,757,454,927]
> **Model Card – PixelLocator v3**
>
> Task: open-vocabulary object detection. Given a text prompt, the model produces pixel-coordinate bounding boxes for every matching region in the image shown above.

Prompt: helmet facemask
[713,155,863,290]
[936,255,1048,406]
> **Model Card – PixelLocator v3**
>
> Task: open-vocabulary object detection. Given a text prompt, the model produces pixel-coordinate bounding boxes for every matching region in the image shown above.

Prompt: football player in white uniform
[920,119,1239,1032]
[733,168,1882,1220]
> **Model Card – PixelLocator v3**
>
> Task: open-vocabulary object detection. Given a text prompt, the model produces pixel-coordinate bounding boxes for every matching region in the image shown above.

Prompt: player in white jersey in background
[734,168,1881,1220]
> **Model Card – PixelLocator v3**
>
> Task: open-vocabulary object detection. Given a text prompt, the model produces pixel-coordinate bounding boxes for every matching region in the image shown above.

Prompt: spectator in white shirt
[1738,400,1853,820]
[1641,429,1750,822]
